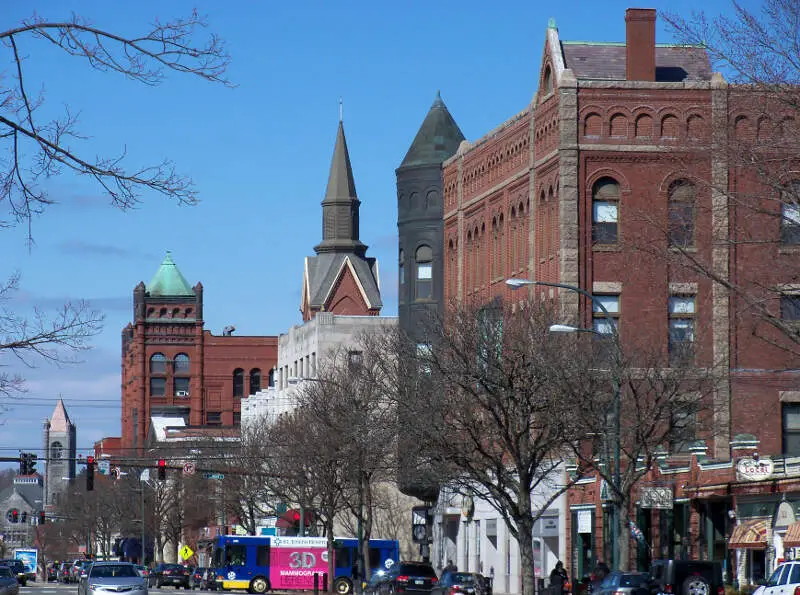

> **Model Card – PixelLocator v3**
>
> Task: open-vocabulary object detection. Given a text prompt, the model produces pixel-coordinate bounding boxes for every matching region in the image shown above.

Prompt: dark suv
[649,560,723,595]
[378,562,439,595]
[151,563,192,589]
[0,560,28,586]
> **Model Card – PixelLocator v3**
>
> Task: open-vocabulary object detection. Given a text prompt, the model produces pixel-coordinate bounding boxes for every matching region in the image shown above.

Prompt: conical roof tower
[398,91,465,170]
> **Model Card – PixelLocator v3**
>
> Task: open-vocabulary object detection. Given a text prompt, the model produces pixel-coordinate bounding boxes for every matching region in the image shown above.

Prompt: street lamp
[506,277,622,571]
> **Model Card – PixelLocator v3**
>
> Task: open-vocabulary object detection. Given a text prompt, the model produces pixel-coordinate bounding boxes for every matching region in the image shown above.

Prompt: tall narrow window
[149,353,166,396]
[491,218,499,280]
[233,368,244,398]
[250,368,262,395]
[782,182,800,245]
[668,181,696,248]
[174,353,190,373]
[149,353,167,375]
[174,353,190,397]
[416,245,433,300]
[592,178,620,245]
[669,296,696,365]
[670,404,697,452]
[781,295,800,320]
[784,404,800,456]
[592,295,620,335]
[399,249,405,286]
[268,368,275,387]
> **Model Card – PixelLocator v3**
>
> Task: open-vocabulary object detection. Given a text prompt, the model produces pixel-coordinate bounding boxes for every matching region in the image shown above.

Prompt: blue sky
[0,0,732,464]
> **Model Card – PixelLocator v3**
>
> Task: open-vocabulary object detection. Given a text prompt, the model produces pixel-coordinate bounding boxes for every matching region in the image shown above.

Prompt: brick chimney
[625,8,656,81]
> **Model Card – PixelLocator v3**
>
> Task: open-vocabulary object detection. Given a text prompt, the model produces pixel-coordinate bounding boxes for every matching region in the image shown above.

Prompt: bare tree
[385,301,602,595]
[0,10,230,397]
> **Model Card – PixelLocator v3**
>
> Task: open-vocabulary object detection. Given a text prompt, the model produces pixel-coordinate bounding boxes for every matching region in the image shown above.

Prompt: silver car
[79,562,147,595]
[0,567,19,595]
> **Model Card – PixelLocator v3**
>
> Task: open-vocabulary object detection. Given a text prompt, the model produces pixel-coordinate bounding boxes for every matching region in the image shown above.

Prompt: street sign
[183,462,196,475]
[179,545,194,561]
[203,472,225,480]
[98,460,111,475]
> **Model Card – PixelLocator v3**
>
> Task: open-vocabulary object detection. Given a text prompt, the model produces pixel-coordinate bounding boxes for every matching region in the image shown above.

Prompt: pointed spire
[315,120,367,255]
[147,251,195,297]
[399,91,466,169]
[49,399,72,433]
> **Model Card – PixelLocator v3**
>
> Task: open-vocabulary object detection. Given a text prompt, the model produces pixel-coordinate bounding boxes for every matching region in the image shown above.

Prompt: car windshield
[91,565,138,578]
[451,573,476,584]
[399,565,436,577]
[621,575,650,587]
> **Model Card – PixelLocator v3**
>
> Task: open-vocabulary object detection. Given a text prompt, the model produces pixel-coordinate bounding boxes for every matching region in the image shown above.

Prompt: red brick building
[442,8,799,585]
[120,252,278,451]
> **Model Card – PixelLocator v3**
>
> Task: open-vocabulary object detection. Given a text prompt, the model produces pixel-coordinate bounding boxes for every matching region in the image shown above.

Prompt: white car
[760,561,800,595]
[78,562,147,595]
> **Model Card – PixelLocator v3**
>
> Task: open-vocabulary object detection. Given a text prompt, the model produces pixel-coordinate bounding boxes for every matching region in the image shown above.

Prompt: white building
[242,312,397,424]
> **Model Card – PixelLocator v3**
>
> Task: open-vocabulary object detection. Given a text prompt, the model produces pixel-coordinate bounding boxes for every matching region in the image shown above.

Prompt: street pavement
[21,583,216,594]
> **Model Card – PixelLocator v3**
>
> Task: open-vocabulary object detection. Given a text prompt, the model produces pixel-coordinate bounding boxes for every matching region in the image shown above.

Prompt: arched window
[415,245,433,300]
[399,249,405,286]
[233,368,244,398]
[668,181,696,248]
[174,353,190,373]
[149,353,167,375]
[268,368,275,388]
[592,178,620,245]
[250,368,262,395]
[543,65,553,94]
[50,441,63,460]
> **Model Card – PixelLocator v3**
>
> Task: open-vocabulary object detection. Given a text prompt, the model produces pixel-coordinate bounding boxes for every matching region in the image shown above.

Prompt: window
[592,295,620,335]
[268,369,275,387]
[782,295,800,320]
[670,404,697,452]
[416,245,433,300]
[207,412,222,425]
[669,296,696,365]
[592,178,620,245]
[543,65,553,94]
[250,369,261,394]
[174,377,190,396]
[783,404,800,456]
[150,353,167,375]
[233,412,241,426]
[233,368,244,398]
[417,343,432,375]
[150,377,166,396]
[174,353,190,373]
[782,185,800,244]
[50,442,63,460]
[256,545,270,567]
[399,249,405,285]
[668,181,696,248]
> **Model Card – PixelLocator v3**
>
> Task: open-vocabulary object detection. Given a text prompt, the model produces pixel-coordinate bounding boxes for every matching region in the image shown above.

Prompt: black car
[151,563,192,589]
[0,561,27,587]
[595,572,654,595]
[431,572,486,595]
[378,562,438,595]
[190,567,216,590]
[649,560,723,595]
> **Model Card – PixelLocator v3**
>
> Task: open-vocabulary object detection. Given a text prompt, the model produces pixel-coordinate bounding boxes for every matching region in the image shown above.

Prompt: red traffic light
[157,459,167,481]
[87,456,95,464]
[292,511,301,522]
[9,508,18,523]
[158,459,166,467]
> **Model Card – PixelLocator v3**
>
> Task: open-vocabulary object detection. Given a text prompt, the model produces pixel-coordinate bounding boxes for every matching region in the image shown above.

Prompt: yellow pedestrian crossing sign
[179,545,194,561]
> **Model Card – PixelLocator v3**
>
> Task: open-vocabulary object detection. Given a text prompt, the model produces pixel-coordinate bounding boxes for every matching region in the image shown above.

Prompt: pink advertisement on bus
[269,537,330,590]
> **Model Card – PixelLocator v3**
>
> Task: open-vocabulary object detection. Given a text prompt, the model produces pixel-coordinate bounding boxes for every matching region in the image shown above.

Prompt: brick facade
[442,8,799,583]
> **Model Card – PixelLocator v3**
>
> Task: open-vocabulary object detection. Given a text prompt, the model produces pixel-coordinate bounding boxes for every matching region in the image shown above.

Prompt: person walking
[550,561,569,595]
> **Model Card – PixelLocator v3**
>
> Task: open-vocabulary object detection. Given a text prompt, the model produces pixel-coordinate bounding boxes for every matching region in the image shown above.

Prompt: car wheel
[249,576,269,594]
[682,576,710,595]
[334,578,353,595]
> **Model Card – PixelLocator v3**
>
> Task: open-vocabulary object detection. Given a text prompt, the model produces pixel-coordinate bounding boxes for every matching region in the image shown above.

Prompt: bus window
[335,547,351,569]
[256,545,270,567]
[213,548,224,567]
[226,544,247,566]
[369,548,382,571]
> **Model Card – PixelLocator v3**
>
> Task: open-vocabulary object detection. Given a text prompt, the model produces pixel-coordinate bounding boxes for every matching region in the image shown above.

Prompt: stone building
[441,6,799,587]
[120,252,278,452]
[43,399,76,508]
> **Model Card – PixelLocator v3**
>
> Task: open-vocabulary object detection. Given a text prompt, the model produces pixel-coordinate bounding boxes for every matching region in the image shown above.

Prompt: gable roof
[303,253,382,313]
[400,91,465,169]
[147,252,195,297]
[560,42,712,82]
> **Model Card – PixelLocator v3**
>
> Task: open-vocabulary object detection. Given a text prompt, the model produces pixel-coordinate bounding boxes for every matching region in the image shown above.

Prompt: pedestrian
[444,560,457,574]
[550,561,568,595]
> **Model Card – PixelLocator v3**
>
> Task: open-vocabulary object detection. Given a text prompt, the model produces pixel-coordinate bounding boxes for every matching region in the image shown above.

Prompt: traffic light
[18,454,25,475]
[157,459,167,481]
[27,453,37,475]
[20,512,27,524]
[86,456,95,491]
[39,511,46,525]
[8,508,18,523]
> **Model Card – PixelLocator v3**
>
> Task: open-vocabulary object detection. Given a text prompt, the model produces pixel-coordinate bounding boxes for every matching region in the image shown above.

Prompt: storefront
[570,505,596,582]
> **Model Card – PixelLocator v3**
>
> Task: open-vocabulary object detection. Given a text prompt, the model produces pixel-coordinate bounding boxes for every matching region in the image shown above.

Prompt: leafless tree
[0,10,230,398]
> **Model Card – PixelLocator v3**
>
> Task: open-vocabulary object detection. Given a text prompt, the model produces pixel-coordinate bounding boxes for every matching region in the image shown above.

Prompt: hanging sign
[736,457,774,481]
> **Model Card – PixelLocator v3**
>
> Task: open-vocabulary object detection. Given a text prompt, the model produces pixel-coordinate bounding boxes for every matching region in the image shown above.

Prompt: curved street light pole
[506,278,622,571]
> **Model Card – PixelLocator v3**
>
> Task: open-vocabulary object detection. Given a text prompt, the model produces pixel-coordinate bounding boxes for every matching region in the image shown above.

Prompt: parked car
[150,563,192,589]
[378,562,439,595]
[71,559,92,583]
[78,562,146,595]
[0,567,20,595]
[650,560,723,595]
[58,562,73,583]
[431,571,486,595]
[594,572,654,595]
[758,561,800,595]
[45,563,58,582]
[190,567,216,590]
[0,561,27,587]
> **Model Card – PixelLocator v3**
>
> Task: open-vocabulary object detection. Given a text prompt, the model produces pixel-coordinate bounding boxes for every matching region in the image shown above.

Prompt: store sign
[640,487,673,510]
[533,516,559,537]
[775,501,796,532]
[577,510,592,534]
[737,457,774,481]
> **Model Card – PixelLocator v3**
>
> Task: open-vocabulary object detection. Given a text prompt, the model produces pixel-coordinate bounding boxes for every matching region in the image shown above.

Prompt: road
[21,583,216,595]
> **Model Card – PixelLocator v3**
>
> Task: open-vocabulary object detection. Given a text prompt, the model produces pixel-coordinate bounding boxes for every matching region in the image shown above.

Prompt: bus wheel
[249,577,269,594]
[334,578,353,595]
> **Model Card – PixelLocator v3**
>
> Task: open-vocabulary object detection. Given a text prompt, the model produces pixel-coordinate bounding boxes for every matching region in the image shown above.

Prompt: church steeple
[314,121,367,256]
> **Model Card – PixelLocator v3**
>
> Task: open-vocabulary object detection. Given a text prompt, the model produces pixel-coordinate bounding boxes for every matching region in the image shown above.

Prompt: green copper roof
[399,91,465,169]
[147,251,195,297]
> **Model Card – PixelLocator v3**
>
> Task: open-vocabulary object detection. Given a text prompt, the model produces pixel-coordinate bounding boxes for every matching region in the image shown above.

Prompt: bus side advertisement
[270,537,328,590]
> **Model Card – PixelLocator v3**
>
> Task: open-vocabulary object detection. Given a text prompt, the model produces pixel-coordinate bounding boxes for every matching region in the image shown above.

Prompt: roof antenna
[339,97,343,122]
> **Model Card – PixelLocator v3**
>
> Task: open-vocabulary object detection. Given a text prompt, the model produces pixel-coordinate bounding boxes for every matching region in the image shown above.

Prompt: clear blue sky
[0,0,732,464]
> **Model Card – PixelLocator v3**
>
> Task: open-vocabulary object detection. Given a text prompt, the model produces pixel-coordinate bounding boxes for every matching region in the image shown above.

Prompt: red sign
[269,537,329,590]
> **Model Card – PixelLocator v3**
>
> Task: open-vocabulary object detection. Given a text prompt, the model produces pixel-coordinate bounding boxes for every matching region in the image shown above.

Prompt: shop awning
[728,519,768,549]
[782,522,800,548]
